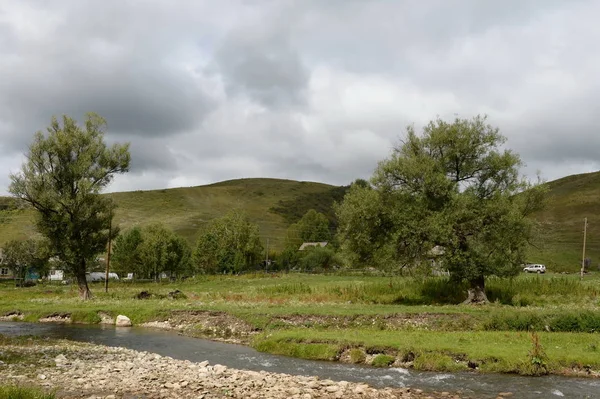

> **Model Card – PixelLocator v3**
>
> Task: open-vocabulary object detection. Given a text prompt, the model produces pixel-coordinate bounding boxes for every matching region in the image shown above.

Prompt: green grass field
[1,273,599,376]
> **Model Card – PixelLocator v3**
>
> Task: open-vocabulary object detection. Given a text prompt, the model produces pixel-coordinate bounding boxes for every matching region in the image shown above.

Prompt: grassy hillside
[528,171,600,272]
[1,172,599,272]
[0,178,344,251]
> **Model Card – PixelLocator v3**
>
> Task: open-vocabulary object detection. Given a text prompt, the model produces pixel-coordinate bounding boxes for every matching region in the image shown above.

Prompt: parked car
[523,264,546,274]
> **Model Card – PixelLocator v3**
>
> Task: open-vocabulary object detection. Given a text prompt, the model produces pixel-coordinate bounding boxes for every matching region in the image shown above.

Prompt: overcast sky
[1,0,599,194]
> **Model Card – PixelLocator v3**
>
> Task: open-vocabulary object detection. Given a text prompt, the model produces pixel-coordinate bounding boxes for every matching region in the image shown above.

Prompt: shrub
[299,247,342,271]
[549,313,581,332]
[579,312,600,332]
[483,312,544,332]
[413,352,466,372]
[523,332,548,376]
[418,278,467,304]
[349,348,366,364]
[371,354,395,367]
[549,312,600,332]
[253,340,339,361]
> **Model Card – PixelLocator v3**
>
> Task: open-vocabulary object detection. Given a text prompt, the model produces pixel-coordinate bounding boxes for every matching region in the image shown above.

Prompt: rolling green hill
[0,178,348,251]
[1,172,599,272]
[528,171,600,272]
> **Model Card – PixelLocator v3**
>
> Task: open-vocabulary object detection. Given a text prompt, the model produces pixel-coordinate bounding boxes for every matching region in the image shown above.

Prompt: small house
[49,269,65,282]
[298,242,328,251]
[427,245,449,276]
[0,248,14,279]
[0,265,14,279]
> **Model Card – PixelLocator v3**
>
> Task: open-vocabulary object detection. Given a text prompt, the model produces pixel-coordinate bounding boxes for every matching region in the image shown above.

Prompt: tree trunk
[75,260,92,300]
[463,275,488,304]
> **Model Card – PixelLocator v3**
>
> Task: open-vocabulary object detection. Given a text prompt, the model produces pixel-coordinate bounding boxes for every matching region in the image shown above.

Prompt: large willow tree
[9,114,130,299]
[337,115,546,303]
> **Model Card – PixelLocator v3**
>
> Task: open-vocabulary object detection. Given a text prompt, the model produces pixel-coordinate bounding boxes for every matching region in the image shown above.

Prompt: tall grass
[253,275,600,306]
[259,283,312,295]
[483,310,600,333]
[486,275,599,305]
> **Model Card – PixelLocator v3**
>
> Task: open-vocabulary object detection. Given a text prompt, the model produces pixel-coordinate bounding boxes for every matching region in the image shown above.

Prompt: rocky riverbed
[1,339,472,399]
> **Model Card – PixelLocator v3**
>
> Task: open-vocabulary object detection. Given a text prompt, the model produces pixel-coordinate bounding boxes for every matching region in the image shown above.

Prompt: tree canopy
[296,209,331,242]
[112,224,192,281]
[2,238,50,286]
[193,210,263,274]
[337,115,546,302]
[9,114,130,299]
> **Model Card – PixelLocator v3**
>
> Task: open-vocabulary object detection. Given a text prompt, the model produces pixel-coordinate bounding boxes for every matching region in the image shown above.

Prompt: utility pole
[265,238,269,273]
[581,217,587,280]
[105,216,112,293]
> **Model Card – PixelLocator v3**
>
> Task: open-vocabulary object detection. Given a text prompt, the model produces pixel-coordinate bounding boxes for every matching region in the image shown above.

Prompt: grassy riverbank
[1,273,599,377]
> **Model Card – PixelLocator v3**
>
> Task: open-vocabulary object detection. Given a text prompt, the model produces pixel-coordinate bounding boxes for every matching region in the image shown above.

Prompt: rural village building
[298,242,328,251]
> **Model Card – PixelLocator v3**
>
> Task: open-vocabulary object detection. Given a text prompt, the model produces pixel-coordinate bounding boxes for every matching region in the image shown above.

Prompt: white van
[86,272,105,282]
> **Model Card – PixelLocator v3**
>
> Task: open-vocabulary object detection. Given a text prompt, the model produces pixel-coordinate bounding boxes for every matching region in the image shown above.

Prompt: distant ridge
[1,172,599,271]
[0,177,347,251]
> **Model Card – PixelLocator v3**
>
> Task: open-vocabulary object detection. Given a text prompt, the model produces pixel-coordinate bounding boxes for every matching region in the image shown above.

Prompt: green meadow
[2,272,599,376]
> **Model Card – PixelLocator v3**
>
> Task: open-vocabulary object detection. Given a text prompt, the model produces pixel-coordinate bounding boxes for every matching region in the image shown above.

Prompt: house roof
[299,242,328,251]
[427,245,445,257]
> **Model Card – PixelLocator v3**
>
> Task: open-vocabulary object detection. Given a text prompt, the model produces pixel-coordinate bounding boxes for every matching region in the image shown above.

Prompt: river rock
[116,315,132,327]
[3,338,474,399]
[213,364,227,374]
[354,384,369,394]
[54,354,69,366]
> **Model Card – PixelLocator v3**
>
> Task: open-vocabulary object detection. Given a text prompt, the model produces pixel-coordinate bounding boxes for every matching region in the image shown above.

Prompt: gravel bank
[1,340,466,399]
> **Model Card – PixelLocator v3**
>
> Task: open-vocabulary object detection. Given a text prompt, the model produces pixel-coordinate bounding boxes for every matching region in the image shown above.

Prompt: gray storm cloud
[1,0,599,194]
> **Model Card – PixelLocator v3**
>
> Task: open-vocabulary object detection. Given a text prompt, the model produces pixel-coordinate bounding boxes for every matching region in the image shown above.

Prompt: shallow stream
[1,322,598,398]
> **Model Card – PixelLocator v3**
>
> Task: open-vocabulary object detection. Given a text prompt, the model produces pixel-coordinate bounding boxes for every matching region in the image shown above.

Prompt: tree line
[110,207,336,279]
[5,113,545,302]
[0,205,338,282]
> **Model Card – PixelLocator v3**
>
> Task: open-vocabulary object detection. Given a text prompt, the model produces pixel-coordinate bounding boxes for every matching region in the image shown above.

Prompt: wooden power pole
[581,217,588,280]
[265,238,269,273]
[105,216,112,293]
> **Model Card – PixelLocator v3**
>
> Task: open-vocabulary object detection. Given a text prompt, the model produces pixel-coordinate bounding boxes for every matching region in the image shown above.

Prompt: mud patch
[269,313,461,330]
[98,311,114,325]
[141,320,173,330]
[39,313,72,324]
[168,290,187,299]
[134,291,160,300]
[0,311,24,321]
[142,310,257,344]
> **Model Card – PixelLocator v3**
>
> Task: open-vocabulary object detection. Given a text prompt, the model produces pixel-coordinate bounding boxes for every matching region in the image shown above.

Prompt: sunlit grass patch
[252,328,600,375]
[0,385,55,399]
